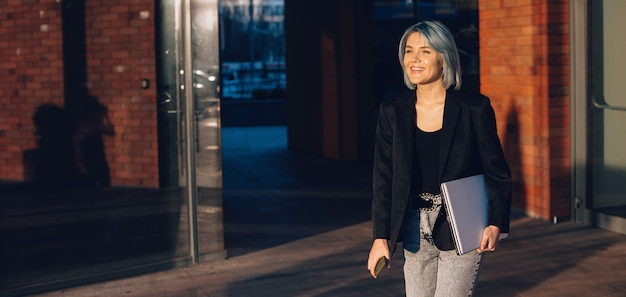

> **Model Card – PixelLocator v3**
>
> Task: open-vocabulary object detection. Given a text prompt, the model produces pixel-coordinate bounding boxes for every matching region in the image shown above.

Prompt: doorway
[572,0,626,234]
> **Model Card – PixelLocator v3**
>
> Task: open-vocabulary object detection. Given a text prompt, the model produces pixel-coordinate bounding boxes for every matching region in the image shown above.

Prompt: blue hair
[398,20,462,90]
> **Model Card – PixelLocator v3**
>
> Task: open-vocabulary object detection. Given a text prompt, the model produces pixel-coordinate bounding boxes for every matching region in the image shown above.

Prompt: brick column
[479,0,570,220]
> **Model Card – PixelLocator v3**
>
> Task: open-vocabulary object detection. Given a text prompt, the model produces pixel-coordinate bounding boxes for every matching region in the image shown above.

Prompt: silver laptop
[440,174,488,255]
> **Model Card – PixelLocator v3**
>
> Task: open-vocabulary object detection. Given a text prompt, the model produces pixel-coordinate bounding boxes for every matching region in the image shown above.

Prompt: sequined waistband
[410,192,442,212]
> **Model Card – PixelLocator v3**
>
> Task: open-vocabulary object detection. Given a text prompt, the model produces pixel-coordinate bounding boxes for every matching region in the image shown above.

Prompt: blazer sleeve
[372,101,394,239]
[475,97,512,233]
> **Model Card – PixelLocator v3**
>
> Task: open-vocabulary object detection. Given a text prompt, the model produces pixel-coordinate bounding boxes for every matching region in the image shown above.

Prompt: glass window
[219,0,286,101]
[588,0,626,218]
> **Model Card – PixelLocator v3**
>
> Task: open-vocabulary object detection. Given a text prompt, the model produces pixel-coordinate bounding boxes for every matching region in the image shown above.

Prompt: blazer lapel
[396,91,416,180]
[439,90,461,181]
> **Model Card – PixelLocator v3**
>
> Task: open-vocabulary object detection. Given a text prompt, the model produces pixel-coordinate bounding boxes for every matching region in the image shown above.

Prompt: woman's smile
[403,32,444,87]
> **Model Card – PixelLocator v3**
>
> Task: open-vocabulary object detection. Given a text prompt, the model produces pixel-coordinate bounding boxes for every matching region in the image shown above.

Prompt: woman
[366,20,512,297]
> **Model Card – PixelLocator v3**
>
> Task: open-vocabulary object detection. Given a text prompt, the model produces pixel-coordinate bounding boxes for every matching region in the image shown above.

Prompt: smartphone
[374,256,387,278]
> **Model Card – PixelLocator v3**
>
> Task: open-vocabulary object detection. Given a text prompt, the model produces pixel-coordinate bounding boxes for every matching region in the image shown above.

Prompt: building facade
[0,0,623,294]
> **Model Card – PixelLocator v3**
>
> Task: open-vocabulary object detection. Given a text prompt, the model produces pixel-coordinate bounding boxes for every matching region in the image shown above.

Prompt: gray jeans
[402,202,482,297]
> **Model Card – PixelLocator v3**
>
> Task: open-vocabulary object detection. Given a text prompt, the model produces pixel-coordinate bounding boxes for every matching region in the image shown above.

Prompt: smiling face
[402,32,445,88]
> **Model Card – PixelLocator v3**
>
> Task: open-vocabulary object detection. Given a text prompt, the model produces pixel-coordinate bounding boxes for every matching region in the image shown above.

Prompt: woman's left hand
[477,225,500,253]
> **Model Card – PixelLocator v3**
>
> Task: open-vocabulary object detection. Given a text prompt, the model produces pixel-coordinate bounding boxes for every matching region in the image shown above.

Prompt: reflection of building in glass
[222,61,286,99]
[220,0,285,100]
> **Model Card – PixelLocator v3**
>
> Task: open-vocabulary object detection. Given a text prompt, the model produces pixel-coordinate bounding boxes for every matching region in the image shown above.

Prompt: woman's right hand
[367,238,390,278]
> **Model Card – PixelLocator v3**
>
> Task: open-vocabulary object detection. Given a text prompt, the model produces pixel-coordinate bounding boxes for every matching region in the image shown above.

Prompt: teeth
[411,67,424,71]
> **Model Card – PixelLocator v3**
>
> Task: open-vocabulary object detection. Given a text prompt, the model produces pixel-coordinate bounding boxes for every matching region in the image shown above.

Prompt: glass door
[0,0,228,294]
[588,0,626,229]
[187,0,226,261]
[572,0,626,234]
[162,0,225,262]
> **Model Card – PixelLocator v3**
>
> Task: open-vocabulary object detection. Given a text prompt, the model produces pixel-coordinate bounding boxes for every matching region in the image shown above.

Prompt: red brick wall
[84,1,158,187]
[0,0,158,187]
[0,0,64,180]
[479,0,570,220]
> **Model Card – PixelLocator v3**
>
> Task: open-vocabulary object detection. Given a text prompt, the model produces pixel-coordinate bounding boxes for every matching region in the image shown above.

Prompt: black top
[413,126,442,195]
[371,89,512,256]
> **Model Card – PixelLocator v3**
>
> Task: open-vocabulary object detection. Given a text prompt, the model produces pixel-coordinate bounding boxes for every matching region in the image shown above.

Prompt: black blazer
[371,89,512,255]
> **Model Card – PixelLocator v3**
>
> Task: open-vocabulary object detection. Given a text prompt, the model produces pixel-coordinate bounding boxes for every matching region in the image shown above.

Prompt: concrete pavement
[35,126,626,297]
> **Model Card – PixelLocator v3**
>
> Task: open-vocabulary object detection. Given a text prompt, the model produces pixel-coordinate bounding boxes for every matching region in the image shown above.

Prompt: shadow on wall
[23,95,114,188]
[503,104,525,213]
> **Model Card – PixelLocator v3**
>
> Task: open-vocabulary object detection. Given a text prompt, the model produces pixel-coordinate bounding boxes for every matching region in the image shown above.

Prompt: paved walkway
[35,126,626,297]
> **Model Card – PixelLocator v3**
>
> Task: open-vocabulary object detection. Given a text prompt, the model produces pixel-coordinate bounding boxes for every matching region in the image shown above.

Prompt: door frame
[570,0,626,234]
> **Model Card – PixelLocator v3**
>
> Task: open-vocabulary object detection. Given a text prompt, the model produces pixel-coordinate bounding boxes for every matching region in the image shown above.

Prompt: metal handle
[592,96,626,112]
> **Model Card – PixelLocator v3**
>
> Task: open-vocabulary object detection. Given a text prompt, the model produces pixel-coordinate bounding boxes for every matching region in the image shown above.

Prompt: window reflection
[220,0,286,100]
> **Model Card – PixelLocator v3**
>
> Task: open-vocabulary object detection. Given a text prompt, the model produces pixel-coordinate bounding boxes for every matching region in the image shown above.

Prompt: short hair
[398,20,462,90]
